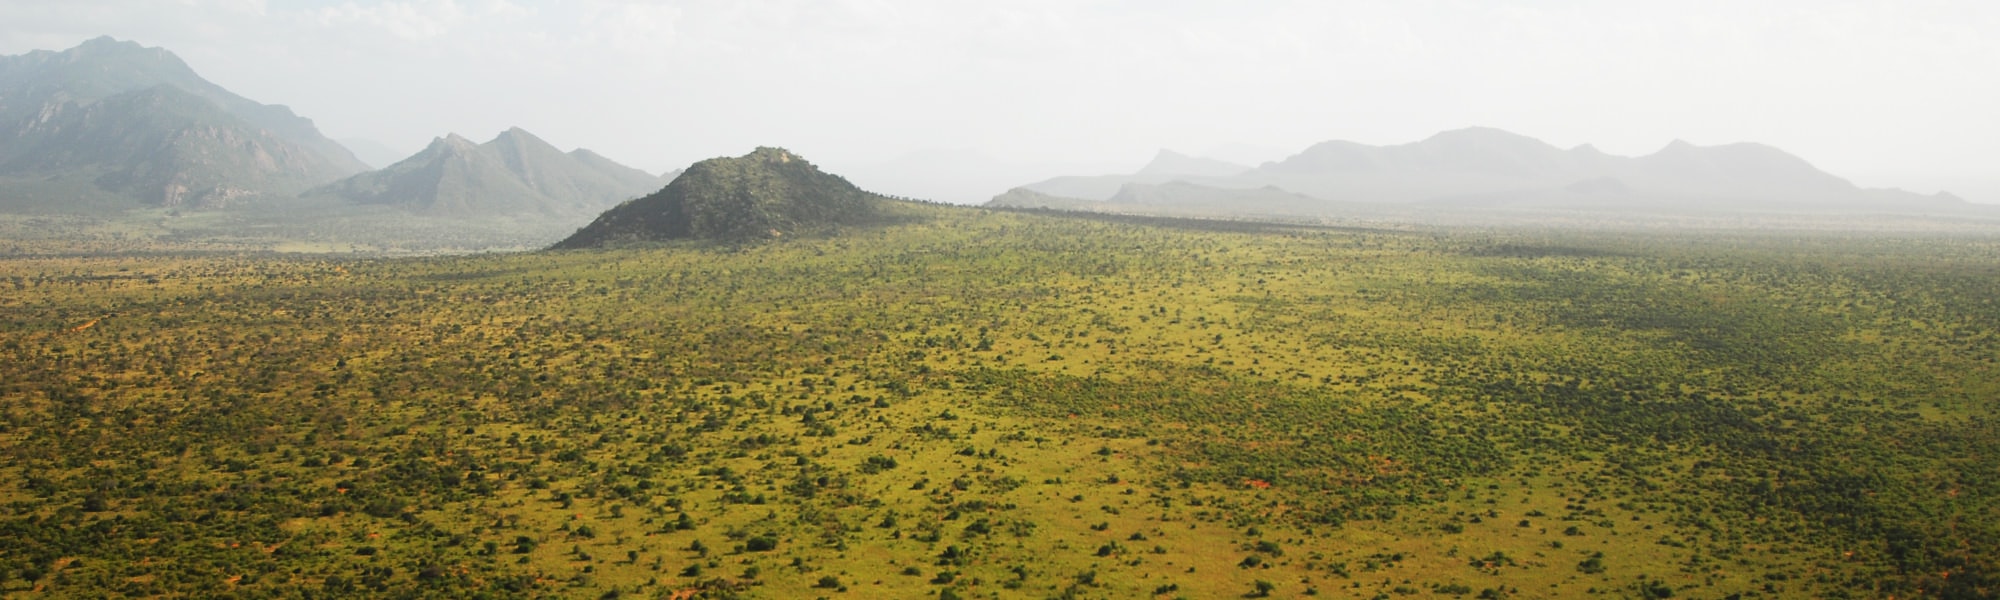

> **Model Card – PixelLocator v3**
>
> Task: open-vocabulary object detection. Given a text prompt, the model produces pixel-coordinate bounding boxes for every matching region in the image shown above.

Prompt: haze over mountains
[835,149,1128,206]
[0,37,677,250]
[0,36,366,211]
[997,127,1970,219]
[0,35,1991,252]
[1013,149,1253,202]
[308,127,669,217]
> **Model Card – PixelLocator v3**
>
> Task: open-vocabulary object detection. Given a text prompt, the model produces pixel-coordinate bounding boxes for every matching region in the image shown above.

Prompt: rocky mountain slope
[0,37,365,211]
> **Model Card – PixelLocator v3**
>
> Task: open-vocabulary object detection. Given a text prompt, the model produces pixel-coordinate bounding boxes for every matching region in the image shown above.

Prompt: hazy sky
[3,0,1996,202]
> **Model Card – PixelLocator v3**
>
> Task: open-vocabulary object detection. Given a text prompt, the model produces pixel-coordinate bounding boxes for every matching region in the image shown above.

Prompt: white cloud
[311,0,470,41]
[575,1,685,54]
[182,0,268,16]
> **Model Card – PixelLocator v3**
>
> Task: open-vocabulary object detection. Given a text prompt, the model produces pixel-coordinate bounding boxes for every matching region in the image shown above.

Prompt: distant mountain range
[2,36,1985,247]
[307,127,669,216]
[0,36,366,211]
[1016,150,1252,202]
[555,147,885,248]
[996,128,1968,217]
[0,37,667,229]
[836,149,1129,205]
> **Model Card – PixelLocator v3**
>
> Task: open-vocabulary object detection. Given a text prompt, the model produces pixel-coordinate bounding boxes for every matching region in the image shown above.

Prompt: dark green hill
[305,128,667,216]
[553,147,884,248]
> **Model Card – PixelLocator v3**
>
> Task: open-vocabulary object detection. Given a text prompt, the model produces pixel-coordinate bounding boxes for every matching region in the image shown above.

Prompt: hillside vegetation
[1,207,1996,599]
[555,148,885,248]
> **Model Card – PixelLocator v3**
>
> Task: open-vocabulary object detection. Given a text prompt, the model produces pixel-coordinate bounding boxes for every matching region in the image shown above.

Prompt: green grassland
[1,203,1997,598]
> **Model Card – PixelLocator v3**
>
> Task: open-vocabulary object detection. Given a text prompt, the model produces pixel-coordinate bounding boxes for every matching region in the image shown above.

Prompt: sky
[2,0,1996,203]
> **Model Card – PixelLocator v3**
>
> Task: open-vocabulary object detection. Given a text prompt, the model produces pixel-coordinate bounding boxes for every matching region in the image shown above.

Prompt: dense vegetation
[1,204,1995,598]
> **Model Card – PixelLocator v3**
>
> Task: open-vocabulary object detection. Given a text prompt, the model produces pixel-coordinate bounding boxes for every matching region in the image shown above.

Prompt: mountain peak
[5,36,205,96]
[311,128,663,217]
[415,134,480,160]
[1414,127,1563,152]
[493,126,538,141]
[59,36,190,76]
[0,36,367,181]
[1135,149,1251,178]
[746,146,801,164]
[1423,126,1532,141]
[486,127,560,151]
[75,36,146,53]
[0,37,367,208]
[1635,139,1852,193]
[436,133,476,148]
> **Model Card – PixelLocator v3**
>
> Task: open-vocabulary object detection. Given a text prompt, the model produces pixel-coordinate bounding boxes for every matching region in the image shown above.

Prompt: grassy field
[1,203,1996,598]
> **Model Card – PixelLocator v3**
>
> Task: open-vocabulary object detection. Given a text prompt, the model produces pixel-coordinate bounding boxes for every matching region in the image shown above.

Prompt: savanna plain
[2,204,1996,599]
